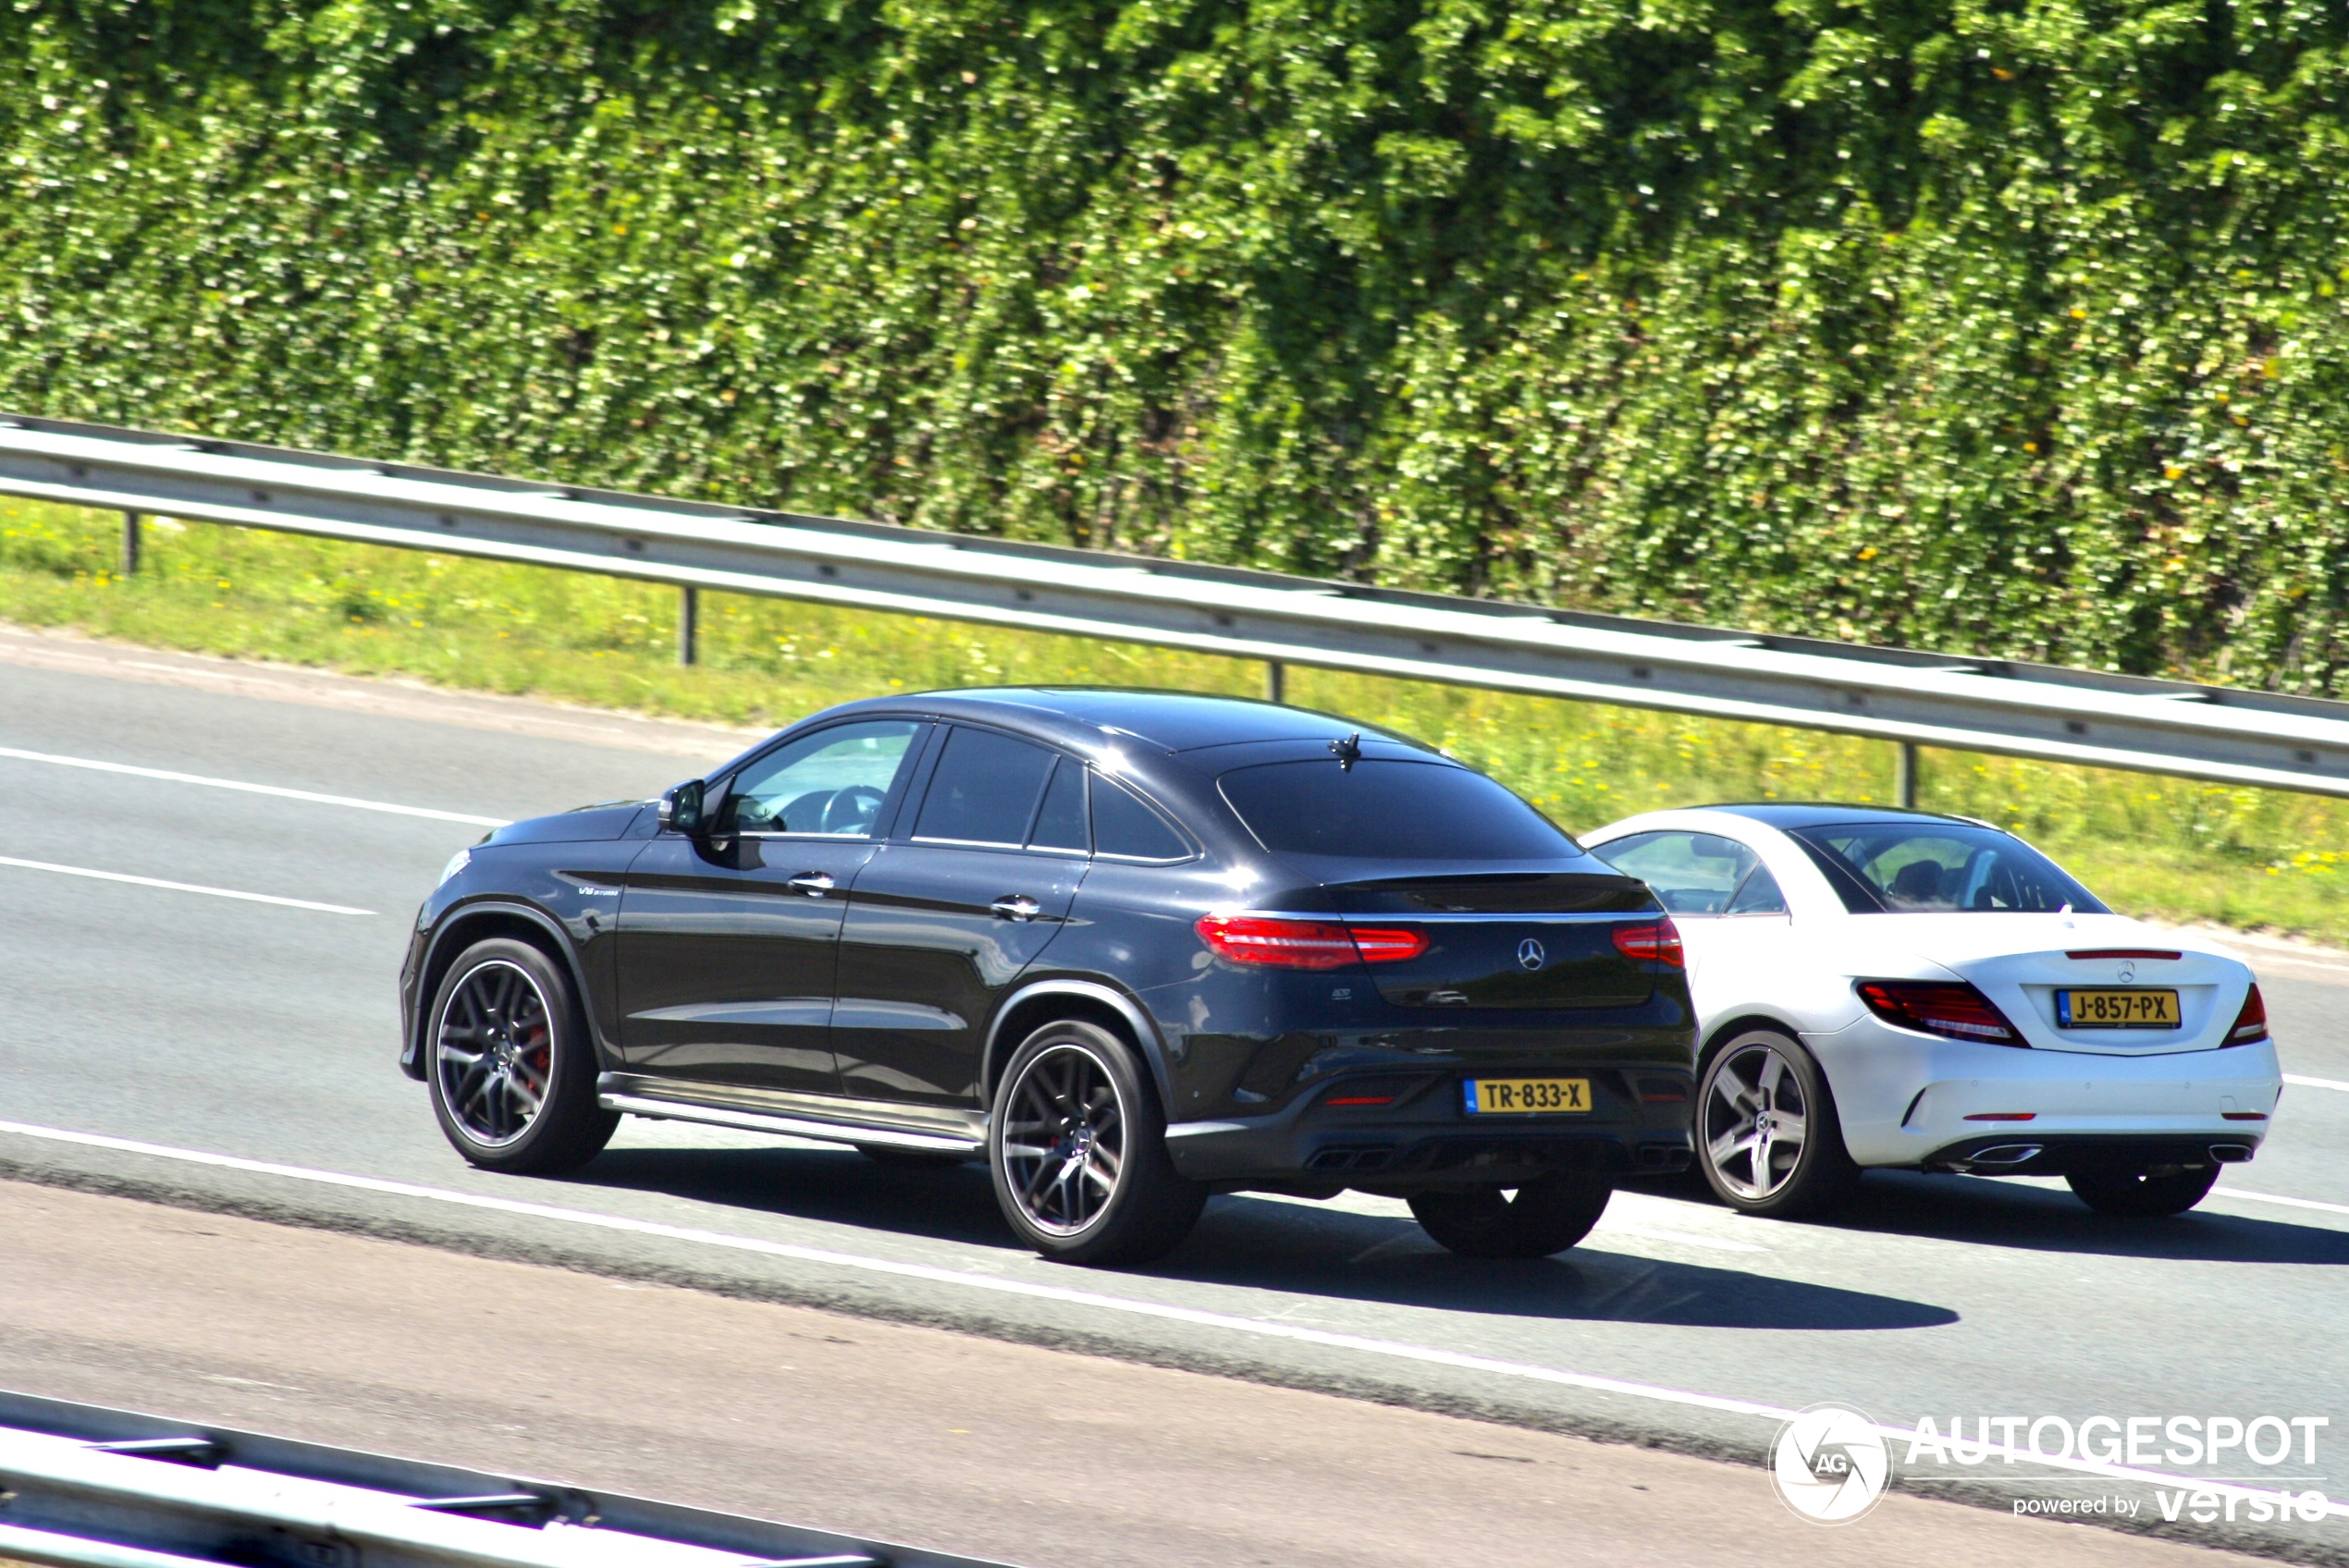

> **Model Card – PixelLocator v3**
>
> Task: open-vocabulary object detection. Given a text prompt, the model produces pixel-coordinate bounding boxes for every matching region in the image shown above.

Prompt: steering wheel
[769,789,833,833]
[821,784,888,836]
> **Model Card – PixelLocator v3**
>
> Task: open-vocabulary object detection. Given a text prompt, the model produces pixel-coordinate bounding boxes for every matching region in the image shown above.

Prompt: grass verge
[4,496,2345,941]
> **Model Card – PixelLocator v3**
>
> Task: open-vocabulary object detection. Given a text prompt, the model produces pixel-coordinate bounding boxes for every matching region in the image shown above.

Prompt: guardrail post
[678,585,698,667]
[1895,741,1920,809]
[121,511,141,576]
[1264,659,1285,704]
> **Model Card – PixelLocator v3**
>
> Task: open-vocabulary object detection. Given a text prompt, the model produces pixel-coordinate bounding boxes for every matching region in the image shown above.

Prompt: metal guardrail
[3,410,2346,798]
[0,1390,1008,1568]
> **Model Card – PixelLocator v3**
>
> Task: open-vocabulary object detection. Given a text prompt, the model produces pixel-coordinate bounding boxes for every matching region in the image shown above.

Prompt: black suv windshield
[1218,758,1580,861]
[1788,822,2108,914]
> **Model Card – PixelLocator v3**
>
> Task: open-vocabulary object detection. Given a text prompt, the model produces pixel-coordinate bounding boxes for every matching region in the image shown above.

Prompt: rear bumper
[1814,1023,2281,1168]
[1163,1066,1694,1189]
[1921,1133,2261,1178]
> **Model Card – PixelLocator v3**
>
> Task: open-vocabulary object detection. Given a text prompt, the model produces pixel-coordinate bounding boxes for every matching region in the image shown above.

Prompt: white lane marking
[0,857,374,915]
[0,1120,1802,1422]
[0,1119,2340,1520]
[2211,1186,2349,1219]
[0,745,510,828]
[2284,1072,2349,1094]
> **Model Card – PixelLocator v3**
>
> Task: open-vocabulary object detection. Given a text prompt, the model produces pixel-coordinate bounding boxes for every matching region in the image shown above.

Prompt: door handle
[787,872,836,897]
[990,894,1042,922]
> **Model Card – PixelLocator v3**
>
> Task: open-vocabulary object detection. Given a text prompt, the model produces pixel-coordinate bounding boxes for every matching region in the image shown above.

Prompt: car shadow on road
[1174,1193,1959,1329]
[565,1144,1015,1242]
[1823,1170,2349,1264]
[1615,1169,2349,1266]
[562,1145,1959,1331]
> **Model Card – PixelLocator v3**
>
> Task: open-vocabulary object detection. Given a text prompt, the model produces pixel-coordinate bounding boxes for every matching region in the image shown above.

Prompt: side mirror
[658,778,707,836]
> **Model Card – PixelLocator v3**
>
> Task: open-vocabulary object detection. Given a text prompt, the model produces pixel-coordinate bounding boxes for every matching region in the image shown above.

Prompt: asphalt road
[3,629,2347,1562]
[7,1179,2275,1568]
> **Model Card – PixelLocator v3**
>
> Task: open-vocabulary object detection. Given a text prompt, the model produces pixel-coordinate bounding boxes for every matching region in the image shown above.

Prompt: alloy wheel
[1000,1042,1127,1236]
[435,960,554,1147]
[1703,1039,1811,1201]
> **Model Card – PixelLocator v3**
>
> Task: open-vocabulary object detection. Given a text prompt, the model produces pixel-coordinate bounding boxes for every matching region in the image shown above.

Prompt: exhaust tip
[1306,1145,1396,1173]
[1968,1144,2044,1166]
[2208,1143,2255,1164]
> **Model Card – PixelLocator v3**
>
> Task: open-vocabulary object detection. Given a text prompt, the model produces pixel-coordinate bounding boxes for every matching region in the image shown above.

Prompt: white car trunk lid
[1876,914,2251,1056]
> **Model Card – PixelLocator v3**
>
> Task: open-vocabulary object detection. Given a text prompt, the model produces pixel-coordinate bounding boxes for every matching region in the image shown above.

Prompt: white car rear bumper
[1810,1021,2282,1170]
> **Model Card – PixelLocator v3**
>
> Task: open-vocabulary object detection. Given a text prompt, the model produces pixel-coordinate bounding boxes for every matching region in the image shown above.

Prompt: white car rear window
[1789,824,2107,914]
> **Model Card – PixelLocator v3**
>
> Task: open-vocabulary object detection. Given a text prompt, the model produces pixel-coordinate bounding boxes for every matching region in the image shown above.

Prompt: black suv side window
[722,720,924,837]
[913,727,1059,847]
[1027,758,1089,853]
[1093,774,1191,862]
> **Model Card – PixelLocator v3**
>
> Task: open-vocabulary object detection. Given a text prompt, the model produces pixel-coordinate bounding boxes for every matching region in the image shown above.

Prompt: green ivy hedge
[6,0,2348,690]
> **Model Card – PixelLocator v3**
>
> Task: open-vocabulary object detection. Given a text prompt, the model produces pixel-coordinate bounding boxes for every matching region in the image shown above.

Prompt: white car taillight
[2227,983,2269,1046]
[1856,979,2023,1046]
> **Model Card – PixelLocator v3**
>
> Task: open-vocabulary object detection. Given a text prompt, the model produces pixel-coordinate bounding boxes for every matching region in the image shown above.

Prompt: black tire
[427,937,617,1174]
[2066,1164,2220,1217]
[1696,1028,1858,1218]
[1408,1173,1612,1258]
[857,1145,972,1169]
[989,1019,1206,1266]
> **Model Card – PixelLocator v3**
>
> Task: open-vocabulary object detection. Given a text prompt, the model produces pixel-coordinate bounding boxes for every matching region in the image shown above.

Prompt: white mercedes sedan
[1580,805,2281,1219]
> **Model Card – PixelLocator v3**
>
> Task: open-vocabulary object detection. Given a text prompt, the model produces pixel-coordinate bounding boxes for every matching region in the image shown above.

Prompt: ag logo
[1516,937,1546,972]
[1770,1404,1891,1525]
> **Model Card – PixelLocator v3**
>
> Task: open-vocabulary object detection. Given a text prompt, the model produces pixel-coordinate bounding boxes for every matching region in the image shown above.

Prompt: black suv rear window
[1218,759,1580,861]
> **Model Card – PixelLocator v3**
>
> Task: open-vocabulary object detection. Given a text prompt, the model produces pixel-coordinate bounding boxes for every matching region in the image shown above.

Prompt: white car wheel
[1698,1029,1857,1217]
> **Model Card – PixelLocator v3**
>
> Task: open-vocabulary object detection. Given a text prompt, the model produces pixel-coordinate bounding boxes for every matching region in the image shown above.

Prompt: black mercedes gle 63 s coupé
[400,690,1696,1264]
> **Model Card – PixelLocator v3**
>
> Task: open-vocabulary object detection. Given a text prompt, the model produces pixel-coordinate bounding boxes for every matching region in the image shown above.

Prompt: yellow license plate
[1464,1077,1592,1115]
[2057,988,2182,1028]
